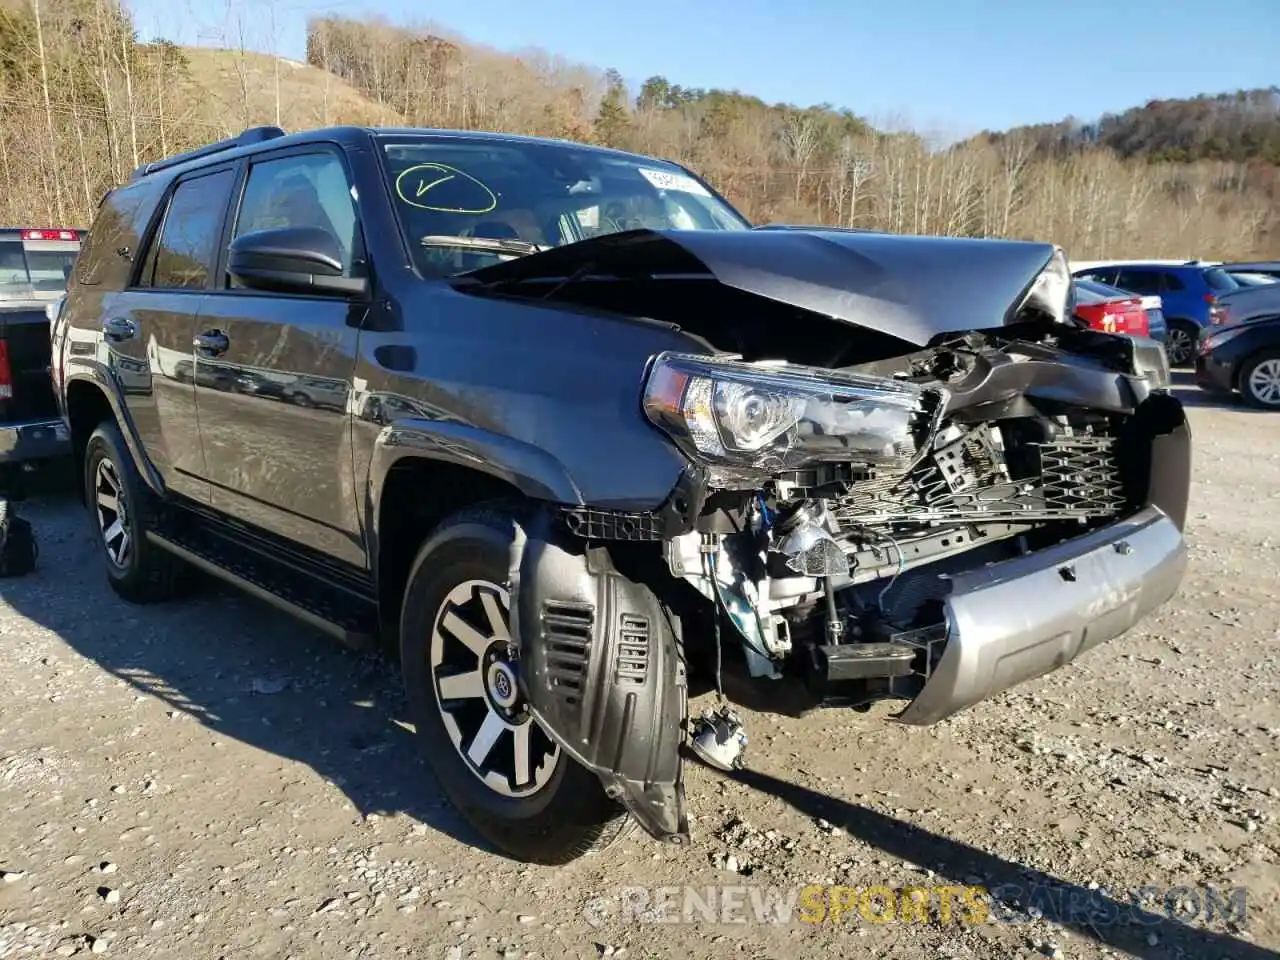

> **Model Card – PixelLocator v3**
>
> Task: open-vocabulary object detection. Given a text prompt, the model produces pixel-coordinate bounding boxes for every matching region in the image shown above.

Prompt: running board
[145,529,378,651]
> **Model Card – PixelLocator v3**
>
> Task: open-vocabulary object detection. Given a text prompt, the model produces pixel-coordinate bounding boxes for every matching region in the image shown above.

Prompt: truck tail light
[0,341,12,399]
[20,228,78,241]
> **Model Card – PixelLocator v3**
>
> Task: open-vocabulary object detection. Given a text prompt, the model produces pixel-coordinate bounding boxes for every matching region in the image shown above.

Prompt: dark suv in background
[52,124,1189,865]
[1072,261,1238,366]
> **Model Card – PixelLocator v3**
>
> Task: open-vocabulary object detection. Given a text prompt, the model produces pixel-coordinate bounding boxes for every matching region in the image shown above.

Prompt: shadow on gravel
[717,763,1277,960]
[4,489,488,856]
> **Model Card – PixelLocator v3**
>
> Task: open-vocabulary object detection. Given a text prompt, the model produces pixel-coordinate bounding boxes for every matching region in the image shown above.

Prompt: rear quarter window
[76,178,168,288]
[1202,268,1240,293]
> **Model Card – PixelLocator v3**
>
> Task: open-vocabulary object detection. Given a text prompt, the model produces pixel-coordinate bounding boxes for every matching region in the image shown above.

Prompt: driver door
[192,145,369,566]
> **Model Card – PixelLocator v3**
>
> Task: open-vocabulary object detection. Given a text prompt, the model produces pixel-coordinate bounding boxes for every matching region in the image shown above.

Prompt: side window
[230,151,360,284]
[0,244,26,288]
[1114,270,1161,296]
[138,169,235,290]
[1161,272,1186,292]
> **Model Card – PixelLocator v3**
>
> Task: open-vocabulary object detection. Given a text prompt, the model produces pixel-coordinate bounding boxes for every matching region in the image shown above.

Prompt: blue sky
[129,0,1278,137]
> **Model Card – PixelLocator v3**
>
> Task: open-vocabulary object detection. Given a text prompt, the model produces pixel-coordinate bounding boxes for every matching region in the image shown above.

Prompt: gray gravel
[2,380,1279,959]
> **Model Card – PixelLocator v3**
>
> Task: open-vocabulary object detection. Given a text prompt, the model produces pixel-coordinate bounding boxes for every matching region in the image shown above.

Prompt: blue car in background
[1071,261,1237,367]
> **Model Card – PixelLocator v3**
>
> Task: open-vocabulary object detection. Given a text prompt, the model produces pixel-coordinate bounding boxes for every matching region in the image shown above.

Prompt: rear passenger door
[107,166,238,502]
[192,145,368,567]
[1113,269,1163,299]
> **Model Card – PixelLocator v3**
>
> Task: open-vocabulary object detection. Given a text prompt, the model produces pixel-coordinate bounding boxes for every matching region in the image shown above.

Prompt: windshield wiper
[420,235,546,258]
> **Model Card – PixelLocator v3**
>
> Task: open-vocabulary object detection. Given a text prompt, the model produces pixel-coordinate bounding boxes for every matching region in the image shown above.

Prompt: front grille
[1038,438,1126,514]
[830,424,1125,528]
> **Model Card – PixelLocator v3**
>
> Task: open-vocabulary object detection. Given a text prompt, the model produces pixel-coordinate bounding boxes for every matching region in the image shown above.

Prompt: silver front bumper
[897,505,1187,725]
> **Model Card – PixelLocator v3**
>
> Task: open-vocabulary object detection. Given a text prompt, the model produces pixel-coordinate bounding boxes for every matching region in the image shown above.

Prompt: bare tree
[777,108,823,203]
[996,131,1035,235]
[29,0,65,222]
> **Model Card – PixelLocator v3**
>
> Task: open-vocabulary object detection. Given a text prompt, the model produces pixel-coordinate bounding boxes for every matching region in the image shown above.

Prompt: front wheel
[1240,351,1280,409]
[399,503,630,864]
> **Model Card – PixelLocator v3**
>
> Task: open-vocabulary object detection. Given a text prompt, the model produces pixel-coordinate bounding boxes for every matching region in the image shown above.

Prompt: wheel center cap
[487,661,518,709]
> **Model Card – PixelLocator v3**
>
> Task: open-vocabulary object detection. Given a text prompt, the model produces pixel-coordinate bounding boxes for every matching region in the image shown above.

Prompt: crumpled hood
[458,227,1064,346]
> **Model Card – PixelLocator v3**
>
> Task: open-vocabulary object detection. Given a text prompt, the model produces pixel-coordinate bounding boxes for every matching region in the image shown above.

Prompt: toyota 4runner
[53,125,1190,864]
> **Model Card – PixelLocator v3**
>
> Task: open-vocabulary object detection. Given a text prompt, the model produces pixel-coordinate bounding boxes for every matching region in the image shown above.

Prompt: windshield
[0,242,78,300]
[377,137,750,278]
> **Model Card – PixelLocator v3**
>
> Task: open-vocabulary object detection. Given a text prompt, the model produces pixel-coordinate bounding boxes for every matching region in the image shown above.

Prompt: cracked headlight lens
[642,352,945,483]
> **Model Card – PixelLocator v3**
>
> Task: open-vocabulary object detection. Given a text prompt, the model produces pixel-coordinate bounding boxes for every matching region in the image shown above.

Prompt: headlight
[642,352,945,483]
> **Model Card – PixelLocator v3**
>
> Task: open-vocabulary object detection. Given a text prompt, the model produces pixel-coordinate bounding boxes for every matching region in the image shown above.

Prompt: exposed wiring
[702,545,725,705]
[706,547,776,664]
[756,494,773,530]
[875,530,907,615]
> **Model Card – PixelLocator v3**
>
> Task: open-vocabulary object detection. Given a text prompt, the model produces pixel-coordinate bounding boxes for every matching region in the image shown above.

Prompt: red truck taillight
[0,341,12,399]
[20,228,78,241]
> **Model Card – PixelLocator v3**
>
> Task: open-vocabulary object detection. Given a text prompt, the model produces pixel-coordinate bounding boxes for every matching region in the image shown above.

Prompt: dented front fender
[508,508,689,844]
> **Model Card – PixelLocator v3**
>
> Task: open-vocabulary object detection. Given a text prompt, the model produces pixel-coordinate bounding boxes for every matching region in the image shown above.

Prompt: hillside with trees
[0,0,1275,259]
[985,88,1280,165]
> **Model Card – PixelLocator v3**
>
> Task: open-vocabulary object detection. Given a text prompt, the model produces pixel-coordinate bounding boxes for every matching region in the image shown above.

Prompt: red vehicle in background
[1073,278,1150,338]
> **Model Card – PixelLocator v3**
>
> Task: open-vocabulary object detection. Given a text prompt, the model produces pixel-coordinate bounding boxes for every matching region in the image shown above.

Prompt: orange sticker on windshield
[395,163,498,214]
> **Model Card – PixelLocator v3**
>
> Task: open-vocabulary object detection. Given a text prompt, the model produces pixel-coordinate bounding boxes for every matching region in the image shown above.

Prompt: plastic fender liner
[508,507,689,843]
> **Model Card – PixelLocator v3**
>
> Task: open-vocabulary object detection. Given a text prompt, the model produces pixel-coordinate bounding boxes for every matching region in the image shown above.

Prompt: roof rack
[129,126,287,181]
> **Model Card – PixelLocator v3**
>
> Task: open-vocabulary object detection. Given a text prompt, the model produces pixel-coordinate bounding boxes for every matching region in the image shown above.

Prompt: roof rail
[129,126,287,181]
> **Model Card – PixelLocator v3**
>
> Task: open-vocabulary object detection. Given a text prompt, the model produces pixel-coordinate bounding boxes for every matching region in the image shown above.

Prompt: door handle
[102,317,136,342]
[194,330,229,356]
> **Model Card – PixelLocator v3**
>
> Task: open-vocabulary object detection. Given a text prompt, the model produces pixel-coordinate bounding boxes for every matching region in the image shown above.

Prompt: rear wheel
[1240,351,1280,409]
[1164,320,1197,367]
[83,420,190,603]
[399,503,630,864]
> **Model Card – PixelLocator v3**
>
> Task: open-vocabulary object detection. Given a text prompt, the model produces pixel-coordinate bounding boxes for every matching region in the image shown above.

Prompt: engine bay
[647,328,1174,708]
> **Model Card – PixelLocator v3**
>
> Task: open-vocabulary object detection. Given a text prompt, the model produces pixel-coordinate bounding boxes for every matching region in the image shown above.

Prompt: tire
[399,503,631,864]
[83,420,190,603]
[1164,320,1197,368]
[1239,350,1280,409]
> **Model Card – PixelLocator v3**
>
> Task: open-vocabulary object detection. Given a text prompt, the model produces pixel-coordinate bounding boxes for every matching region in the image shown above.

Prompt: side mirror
[227,226,368,297]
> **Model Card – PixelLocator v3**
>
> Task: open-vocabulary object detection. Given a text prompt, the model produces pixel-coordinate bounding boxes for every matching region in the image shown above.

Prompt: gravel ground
[2,379,1279,960]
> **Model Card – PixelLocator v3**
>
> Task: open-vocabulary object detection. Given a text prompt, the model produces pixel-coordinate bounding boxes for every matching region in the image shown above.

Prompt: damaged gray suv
[53,125,1190,864]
